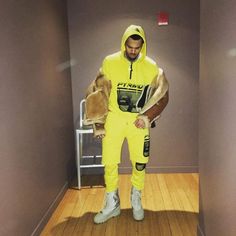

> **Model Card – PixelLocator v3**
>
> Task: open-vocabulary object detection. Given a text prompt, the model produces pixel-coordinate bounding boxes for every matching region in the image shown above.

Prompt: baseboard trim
[119,166,199,174]
[197,224,205,236]
[31,182,68,236]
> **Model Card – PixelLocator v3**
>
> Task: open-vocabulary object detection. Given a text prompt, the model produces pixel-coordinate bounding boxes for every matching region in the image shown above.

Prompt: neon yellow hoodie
[101,25,159,114]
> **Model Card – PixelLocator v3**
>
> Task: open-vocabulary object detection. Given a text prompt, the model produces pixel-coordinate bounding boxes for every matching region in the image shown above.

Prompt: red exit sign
[157,12,169,26]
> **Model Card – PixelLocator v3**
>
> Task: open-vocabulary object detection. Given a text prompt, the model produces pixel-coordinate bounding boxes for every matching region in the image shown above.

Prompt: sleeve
[83,62,111,137]
[138,68,169,128]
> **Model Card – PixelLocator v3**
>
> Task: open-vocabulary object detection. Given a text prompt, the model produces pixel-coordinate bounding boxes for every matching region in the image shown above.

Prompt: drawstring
[129,62,133,79]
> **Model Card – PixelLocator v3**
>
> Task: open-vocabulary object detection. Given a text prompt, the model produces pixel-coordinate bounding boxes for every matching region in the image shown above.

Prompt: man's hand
[134,118,145,129]
[93,123,106,138]
[96,134,105,139]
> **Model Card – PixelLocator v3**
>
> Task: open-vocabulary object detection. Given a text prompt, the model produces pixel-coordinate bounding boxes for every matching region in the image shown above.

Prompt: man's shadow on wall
[50,209,198,236]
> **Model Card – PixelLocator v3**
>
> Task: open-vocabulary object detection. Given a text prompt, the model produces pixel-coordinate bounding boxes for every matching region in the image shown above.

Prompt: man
[86,25,169,224]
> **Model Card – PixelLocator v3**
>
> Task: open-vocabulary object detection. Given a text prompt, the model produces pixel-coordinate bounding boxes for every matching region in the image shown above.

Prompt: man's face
[125,37,143,61]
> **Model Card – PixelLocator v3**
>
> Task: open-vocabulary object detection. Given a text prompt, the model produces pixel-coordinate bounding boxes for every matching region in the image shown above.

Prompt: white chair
[75,99,103,189]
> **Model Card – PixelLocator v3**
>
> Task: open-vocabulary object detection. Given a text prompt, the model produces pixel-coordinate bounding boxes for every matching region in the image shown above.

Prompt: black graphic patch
[135,163,146,171]
[143,135,150,157]
[117,82,145,113]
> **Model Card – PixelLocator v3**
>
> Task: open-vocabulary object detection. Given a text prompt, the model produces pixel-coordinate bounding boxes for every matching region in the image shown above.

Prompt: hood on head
[121,25,146,60]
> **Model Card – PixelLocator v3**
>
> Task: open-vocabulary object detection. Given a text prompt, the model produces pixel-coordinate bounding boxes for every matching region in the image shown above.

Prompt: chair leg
[76,130,81,189]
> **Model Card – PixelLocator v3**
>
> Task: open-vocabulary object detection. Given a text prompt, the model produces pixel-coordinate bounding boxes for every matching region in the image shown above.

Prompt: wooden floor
[41,173,199,236]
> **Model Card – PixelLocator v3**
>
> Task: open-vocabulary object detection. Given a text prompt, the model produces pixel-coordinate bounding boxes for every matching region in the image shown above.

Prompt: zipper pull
[129,62,133,80]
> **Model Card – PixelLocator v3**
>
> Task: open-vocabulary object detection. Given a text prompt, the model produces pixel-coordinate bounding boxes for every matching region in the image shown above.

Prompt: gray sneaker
[131,186,144,221]
[94,190,120,224]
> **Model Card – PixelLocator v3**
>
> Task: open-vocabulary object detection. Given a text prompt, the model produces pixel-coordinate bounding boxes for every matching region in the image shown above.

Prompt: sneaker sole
[132,209,144,221]
[94,206,121,224]
[133,214,144,221]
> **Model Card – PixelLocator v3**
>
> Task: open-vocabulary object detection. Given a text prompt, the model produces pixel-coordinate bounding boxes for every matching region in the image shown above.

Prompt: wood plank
[152,174,173,236]
[143,174,162,236]
[157,174,184,236]
[169,174,198,234]
[164,174,197,236]
[180,174,199,212]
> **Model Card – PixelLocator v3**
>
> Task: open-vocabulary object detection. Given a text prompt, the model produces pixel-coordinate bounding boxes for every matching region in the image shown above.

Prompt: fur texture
[83,73,111,136]
[138,68,169,127]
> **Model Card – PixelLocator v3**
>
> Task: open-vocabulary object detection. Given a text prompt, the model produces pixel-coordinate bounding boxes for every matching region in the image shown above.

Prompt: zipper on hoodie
[129,62,133,79]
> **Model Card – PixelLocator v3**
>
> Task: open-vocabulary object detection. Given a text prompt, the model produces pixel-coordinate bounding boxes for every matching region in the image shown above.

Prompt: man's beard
[125,52,139,62]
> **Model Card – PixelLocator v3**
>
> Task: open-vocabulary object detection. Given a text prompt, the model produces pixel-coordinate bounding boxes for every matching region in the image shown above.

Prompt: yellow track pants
[102,112,150,192]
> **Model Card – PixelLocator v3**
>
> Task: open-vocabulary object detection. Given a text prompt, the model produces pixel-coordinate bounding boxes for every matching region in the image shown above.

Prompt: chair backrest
[79,99,86,128]
[79,99,93,130]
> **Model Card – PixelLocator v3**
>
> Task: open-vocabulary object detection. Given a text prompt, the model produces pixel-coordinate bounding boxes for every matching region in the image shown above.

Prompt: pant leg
[102,112,126,191]
[126,117,150,190]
